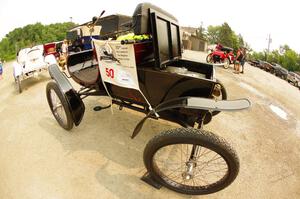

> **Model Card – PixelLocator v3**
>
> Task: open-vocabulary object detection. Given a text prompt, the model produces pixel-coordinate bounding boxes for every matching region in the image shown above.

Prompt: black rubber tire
[206,53,213,63]
[223,58,230,69]
[212,80,227,116]
[46,81,74,130]
[16,76,22,93]
[144,128,239,195]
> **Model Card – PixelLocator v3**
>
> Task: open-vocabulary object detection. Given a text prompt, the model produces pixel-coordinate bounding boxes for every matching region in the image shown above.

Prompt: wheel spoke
[153,143,229,189]
[50,89,67,125]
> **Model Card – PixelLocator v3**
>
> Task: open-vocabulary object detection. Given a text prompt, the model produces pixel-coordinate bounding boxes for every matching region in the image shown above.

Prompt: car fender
[131,96,251,138]
[13,61,23,78]
[163,79,215,102]
[48,64,85,126]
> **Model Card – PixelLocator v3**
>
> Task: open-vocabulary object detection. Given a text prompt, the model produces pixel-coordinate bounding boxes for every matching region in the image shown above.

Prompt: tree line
[196,22,248,53]
[0,22,76,61]
[1,21,299,72]
[249,45,300,72]
[197,22,300,72]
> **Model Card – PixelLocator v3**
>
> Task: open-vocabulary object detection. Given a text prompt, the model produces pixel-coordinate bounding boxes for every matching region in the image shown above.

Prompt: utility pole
[266,34,272,61]
[267,34,272,53]
[70,17,73,23]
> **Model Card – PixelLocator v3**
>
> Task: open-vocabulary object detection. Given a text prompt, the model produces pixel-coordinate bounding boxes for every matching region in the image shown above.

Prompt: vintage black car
[45,3,250,195]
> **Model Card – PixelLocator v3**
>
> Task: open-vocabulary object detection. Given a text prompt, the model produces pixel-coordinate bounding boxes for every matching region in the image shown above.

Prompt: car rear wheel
[206,54,213,63]
[46,81,73,130]
[16,76,22,93]
[223,58,230,69]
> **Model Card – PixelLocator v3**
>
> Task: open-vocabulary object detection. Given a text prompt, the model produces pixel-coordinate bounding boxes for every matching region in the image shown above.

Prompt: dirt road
[0,50,299,199]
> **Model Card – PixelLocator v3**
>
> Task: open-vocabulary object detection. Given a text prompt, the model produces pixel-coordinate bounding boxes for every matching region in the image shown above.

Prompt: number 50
[105,68,114,79]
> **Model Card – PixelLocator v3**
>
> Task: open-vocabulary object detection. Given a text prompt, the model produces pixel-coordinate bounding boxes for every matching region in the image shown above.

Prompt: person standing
[0,60,3,80]
[234,47,244,74]
[240,47,247,74]
[60,39,69,70]
[61,39,69,57]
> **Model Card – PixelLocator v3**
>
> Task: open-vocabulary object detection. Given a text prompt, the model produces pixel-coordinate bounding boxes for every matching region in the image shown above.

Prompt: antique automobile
[13,45,56,93]
[43,41,62,58]
[46,3,250,195]
[206,45,235,69]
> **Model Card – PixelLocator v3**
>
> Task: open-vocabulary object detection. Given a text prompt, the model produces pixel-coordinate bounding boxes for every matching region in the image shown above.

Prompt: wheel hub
[182,161,197,180]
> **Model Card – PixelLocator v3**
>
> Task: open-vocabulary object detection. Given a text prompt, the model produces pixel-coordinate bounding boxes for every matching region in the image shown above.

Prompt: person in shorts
[234,47,244,74]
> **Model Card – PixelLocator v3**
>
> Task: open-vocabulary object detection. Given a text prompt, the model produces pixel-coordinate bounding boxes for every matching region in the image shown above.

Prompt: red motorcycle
[206,45,235,69]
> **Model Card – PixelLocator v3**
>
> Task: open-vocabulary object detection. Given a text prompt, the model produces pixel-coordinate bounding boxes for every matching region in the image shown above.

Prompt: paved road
[0,50,299,199]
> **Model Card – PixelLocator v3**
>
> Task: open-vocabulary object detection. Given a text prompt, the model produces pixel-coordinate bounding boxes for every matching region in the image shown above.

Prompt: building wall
[182,39,192,50]
[190,37,207,52]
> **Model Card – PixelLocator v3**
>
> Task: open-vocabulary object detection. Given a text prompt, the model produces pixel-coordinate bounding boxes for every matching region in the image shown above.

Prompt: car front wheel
[46,81,74,130]
[144,128,239,195]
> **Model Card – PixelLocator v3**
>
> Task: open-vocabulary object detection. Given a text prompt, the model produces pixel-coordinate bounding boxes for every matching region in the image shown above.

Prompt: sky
[0,0,299,53]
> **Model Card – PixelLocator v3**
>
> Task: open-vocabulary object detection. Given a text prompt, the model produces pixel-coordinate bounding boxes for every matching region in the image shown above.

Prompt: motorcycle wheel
[206,54,213,63]
[223,58,230,69]
[46,81,74,130]
[144,128,239,195]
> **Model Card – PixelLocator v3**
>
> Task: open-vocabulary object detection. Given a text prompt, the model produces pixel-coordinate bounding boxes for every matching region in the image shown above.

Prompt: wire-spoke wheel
[46,81,73,130]
[144,128,239,195]
[206,54,213,63]
[223,58,230,69]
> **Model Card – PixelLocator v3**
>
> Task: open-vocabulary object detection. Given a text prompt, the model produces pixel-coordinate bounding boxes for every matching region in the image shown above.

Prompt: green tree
[195,25,206,40]
[206,22,244,52]
[206,25,221,44]
[0,22,76,61]
[219,22,234,47]
[252,44,300,72]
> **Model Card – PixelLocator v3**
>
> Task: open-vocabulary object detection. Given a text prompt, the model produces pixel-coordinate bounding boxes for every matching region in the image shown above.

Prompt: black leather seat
[132,3,178,35]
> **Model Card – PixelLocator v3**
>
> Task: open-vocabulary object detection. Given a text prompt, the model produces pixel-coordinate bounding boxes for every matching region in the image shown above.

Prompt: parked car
[273,64,288,80]
[43,41,62,58]
[287,71,300,87]
[206,45,235,69]
[260,61,274,72]
[249,59,264,68]
[13,45,57,93]
[248,60,259,67]
[45,3,250,195]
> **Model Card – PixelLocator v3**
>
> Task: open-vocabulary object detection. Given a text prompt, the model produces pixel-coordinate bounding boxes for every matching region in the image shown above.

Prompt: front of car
[274,64,288,79]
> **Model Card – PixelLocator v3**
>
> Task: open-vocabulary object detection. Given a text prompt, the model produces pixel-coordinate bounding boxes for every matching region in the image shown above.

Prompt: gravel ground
[0,50,299,199]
